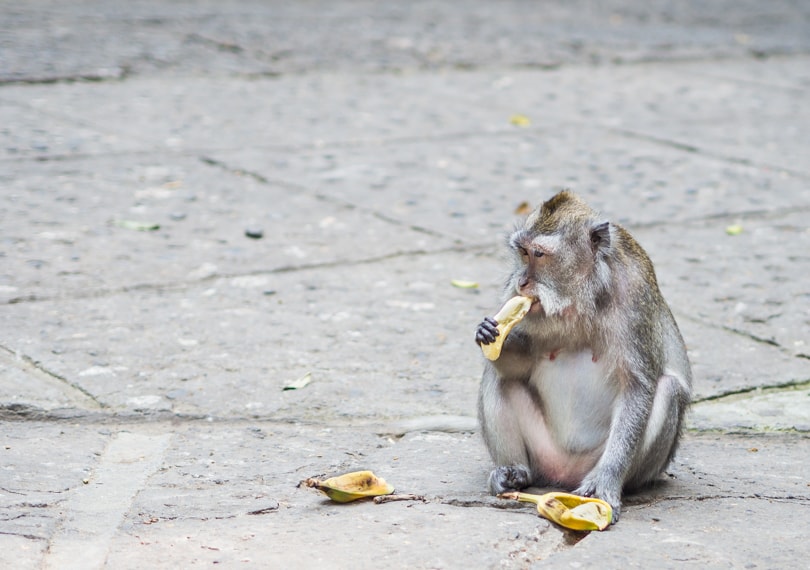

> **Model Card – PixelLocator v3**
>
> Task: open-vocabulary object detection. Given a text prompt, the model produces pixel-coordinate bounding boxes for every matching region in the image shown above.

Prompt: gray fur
[476,191,692,523]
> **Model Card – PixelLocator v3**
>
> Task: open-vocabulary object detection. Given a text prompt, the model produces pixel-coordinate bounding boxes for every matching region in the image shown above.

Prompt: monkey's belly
[511,349,617,486]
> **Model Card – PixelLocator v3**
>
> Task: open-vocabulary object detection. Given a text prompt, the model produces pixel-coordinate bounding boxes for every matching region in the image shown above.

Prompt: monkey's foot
[572,480,621,524]
[488,465,532,495]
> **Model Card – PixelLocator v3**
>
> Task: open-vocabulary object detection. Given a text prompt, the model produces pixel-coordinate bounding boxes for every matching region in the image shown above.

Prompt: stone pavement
[1,1,809,568]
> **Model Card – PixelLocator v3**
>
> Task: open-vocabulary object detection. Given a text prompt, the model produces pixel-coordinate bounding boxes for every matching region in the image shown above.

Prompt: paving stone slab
[221,123,809,244]
[0,422,109,566]
[186,1,810,75]
[401,58,810,174]
[690,384,810,432]
[111,428,808,567]
[551,433,810,568]
[537,433,810,565]
[645,212,810,358]
[546,498,810,568]
[0,99,147,160]
[2,2,809,568]
[105,500,564,570]
[0,155,458,302]
[0,250,493,419]
[2,236,804,422]
[0,2,276,83]
[666,318,808,404]
[507,61,810,174]
[4,1,809,82]
[0,347,100,412]
[0,73,515,153]
[2,423,807,569]
[5,56,808,179]
[687,54,810,91]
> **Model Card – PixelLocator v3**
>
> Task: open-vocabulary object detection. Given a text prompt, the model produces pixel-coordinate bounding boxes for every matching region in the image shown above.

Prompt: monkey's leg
[573,373,687,523]
[626,374,690,489]
[571,376,651,522]
[479,370,535,494]
[481,417,533,494]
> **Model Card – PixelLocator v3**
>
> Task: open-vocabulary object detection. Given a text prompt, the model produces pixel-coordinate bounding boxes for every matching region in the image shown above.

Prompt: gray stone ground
[1,1,809,568]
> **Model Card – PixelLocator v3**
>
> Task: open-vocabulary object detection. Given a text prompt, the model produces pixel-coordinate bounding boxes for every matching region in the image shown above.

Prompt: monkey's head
[506,191,612,317]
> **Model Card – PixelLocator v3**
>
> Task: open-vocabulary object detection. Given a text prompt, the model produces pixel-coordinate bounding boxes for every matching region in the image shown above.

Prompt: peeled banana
[480,295,533,361]
[499,491,613,531]
[305,470,395,503]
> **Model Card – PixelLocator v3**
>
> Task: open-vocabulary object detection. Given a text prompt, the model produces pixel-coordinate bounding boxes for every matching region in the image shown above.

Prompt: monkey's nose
[518,275,531,290]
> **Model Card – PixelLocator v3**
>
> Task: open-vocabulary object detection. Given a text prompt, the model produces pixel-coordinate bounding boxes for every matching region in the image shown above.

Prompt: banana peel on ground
[304,470,395,503]
[499,491,613,531]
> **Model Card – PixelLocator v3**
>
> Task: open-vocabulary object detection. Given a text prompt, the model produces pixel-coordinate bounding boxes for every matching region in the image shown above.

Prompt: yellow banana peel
[305,470,395,503]
[481,296,533,361]
[499,491,612,531]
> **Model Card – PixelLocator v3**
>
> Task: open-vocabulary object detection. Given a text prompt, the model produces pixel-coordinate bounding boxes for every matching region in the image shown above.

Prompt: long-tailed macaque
[475,191,692,522]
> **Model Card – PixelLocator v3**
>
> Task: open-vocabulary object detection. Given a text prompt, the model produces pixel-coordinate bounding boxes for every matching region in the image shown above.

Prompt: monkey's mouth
[529,298,543,314]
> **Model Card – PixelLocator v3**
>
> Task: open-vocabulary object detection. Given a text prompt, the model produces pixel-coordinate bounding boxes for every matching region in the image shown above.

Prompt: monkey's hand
[475,316,500,346]
[573,478,621,524]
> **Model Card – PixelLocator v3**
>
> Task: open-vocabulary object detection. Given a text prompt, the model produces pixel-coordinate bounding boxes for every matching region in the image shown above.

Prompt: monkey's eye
[517,247,529,261]
[533,250,544,258]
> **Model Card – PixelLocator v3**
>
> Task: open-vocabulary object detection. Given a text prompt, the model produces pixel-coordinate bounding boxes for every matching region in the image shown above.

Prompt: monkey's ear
[590,221,611,251]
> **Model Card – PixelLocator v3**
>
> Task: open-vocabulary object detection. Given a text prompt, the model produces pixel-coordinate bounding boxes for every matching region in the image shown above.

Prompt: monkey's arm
[573,371,654,522]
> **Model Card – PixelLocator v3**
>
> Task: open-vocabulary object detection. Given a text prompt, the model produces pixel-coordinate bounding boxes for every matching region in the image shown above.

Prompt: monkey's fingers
[475,332,494,345]
[475,317,500,345]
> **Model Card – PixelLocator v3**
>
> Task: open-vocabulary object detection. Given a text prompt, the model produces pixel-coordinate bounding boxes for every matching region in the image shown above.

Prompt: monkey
[475,190,692,523]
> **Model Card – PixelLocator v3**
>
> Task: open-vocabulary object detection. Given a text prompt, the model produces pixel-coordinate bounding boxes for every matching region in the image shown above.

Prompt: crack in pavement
[609,127,810,180]
[632,493,810,507]
[198,155,463,243]
[633,204,810,230]
[677,312,806,360]
[185,33,245,54]
[0,404,478,432]
[0,69,129,86]
[0,345,106,409]
[720,324,781,348]
[690,379,810,405]
[0,530,46,541]
[1,242,489,306]
[4,103,809,186]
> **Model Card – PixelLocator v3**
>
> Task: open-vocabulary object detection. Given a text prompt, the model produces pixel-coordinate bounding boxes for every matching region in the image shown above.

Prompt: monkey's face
[508,192,612,317]
[507,223,602,318]
[507,229,575,316]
